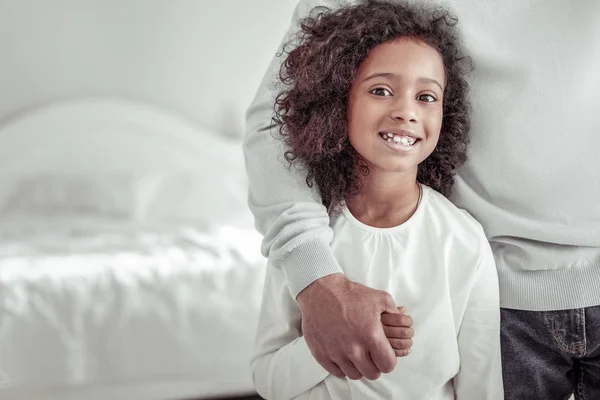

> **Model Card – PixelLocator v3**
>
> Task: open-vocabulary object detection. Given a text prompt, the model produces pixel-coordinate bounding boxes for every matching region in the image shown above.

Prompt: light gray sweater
[243,0,600,311]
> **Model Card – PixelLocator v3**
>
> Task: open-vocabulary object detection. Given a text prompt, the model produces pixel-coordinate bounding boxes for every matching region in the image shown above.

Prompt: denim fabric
[501,306,600,400]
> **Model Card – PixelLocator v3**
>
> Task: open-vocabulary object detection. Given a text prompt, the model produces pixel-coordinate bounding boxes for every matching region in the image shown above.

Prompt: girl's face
[348,37,445,177]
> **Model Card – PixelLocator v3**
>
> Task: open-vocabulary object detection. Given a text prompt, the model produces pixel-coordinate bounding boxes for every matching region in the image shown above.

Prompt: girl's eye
[417,94,437,103]
[370,88,392,97]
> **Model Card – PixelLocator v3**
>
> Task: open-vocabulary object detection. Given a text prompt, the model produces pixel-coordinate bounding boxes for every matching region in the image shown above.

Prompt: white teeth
[382,132,417,146]
[398,136,414,145]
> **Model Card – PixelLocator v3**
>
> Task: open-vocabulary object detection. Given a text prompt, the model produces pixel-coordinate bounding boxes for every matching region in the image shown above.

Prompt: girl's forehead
[356,38,445,84]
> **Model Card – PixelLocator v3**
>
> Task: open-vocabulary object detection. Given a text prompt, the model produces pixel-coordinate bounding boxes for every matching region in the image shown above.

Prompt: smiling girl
[250,1,502,399]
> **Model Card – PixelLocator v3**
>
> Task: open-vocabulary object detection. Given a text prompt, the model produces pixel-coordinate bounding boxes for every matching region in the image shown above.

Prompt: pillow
[139,172,253,228]
[0,170,253,230]
[0,174,139,219]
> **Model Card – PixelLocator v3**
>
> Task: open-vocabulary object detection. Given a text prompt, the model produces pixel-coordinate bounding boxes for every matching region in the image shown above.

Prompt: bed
[0,98,266,400]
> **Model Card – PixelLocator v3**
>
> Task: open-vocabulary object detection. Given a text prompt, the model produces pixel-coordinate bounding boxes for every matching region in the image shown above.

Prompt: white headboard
[0,97,253,230]
[0,98,244,177]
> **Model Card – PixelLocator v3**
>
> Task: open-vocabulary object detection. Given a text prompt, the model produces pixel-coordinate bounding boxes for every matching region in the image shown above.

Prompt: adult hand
[296,273,399,381]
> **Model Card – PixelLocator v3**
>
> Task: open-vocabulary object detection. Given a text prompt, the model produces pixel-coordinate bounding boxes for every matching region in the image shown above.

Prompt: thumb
[381,293,400,314]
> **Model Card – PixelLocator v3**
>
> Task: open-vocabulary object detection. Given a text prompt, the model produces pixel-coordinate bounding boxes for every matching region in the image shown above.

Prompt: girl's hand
[381,306,414,357]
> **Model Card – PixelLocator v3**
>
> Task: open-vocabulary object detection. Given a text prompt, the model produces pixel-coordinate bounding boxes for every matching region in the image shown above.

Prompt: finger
[381,313,413,327]
[388,338,413,350]
[350,352,381,381]
[394,348,412,358]
[320,359,345,379]
[336,358,363,380]
[382,325,414,339]
[368,335,397,374]
[397,306,406,314]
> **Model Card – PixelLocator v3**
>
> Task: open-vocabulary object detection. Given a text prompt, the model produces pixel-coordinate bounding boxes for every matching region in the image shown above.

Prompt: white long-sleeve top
[251,186,503,400]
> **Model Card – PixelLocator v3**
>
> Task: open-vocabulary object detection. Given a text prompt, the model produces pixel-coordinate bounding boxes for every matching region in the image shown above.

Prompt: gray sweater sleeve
[243,0,352,298]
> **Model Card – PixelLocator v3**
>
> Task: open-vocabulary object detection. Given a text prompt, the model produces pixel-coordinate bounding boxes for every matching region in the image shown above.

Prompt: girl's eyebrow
[362,72,444,92]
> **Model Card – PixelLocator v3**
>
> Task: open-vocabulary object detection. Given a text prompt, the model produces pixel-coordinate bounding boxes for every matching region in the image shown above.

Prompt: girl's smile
[378,130,422,152]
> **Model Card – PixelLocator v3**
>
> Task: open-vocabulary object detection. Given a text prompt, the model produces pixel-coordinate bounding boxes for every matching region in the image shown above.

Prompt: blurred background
[0,1,299,399]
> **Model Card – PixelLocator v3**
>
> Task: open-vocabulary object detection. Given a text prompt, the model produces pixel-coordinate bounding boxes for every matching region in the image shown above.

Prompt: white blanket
[0,215,265,398]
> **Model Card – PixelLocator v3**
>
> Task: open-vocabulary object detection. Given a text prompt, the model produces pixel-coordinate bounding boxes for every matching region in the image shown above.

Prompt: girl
[251,1,502,398]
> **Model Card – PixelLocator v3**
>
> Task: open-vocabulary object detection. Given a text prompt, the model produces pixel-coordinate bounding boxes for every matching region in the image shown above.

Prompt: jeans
[501,306,600,400]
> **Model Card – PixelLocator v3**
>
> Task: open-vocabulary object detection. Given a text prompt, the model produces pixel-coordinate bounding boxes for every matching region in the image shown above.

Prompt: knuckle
[365,327,380,341]
[401,327,414,338]
[380,358,397,373]
[394,339,412,349]
[348,373,363,381]
[377,350,397,371]
[348,345,366,361]
[365,370,382,380]
[358,328,379,345]
[396,349,410,357]
[380,291,395,303]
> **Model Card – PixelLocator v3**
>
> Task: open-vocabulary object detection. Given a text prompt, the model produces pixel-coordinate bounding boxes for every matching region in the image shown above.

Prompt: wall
[0,0,299,138]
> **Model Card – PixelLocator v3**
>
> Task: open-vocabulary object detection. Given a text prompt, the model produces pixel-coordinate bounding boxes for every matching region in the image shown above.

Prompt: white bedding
[0,215,265,398]
[0,98,268,399]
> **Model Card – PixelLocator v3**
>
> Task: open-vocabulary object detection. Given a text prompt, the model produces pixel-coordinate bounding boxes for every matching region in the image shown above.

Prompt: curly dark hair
[273,0,473,209]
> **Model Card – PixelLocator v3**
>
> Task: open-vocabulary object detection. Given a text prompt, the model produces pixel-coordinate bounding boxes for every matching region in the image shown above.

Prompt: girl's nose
[389,97,418,123]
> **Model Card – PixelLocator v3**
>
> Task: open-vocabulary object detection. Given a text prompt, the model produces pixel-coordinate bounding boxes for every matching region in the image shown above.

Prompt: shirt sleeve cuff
[281,238,344,299]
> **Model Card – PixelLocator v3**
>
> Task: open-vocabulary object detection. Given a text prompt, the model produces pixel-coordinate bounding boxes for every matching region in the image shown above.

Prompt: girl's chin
[364,161,421,176]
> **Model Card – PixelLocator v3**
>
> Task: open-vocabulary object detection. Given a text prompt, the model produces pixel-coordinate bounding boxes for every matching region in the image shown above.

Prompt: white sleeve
[243,0,354,298]
[454,234,504,399]
[251,266,330,400]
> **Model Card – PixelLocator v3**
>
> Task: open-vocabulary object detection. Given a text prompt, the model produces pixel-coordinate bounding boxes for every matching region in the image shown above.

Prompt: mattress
[0,214,266,399]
